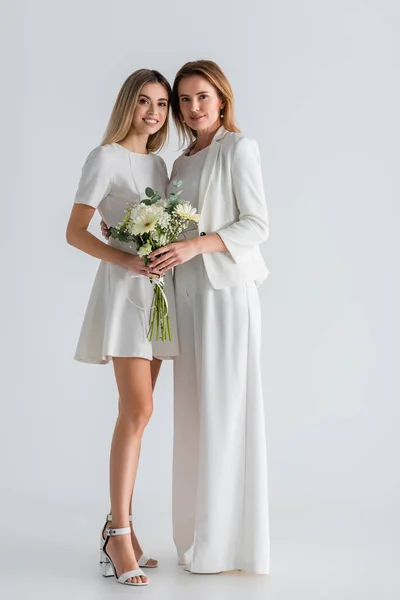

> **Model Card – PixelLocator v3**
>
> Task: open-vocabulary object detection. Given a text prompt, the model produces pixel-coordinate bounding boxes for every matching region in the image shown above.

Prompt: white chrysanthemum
[174,202,200,222]
[137,242,152,257]
[128,203,147,222]
[128,205,163,235]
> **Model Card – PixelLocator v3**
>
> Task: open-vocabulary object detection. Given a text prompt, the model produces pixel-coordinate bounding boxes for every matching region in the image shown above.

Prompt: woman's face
[131,82,169,135]
[178,75,224,133]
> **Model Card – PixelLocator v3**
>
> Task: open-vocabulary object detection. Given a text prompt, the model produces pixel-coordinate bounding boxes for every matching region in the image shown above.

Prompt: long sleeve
[217,137,269,263]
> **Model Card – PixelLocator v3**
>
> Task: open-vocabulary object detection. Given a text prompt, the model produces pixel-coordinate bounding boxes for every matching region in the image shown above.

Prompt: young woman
[66,69,179,587]
[149,60,270,574]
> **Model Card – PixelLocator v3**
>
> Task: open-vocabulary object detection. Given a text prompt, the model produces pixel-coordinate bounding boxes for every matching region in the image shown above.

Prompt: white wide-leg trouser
[172,250,270,574]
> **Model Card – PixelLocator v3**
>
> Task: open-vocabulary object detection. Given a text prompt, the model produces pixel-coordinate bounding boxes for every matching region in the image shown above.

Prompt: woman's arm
[66,204,151,276]
[148,232,227,272]
[148,137,268,272]
[217,137,269,263]
[68,146,152,276]
[192,233,227,254]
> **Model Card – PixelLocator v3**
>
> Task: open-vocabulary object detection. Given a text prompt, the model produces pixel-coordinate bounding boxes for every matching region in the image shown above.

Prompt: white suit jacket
[173,126,269,290]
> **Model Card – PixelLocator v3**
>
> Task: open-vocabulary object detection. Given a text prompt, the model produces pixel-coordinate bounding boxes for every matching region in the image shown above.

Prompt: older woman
[149,60,270,575]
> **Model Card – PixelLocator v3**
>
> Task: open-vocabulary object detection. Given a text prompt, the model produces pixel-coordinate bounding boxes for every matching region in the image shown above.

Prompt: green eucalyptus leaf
[145,187,154,197]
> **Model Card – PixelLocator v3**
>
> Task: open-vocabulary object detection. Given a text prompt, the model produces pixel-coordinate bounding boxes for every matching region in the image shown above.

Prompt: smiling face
[178,75,224,133]
[131,82,169,135]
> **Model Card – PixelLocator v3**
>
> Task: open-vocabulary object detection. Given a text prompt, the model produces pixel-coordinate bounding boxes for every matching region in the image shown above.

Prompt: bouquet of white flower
[110,180,200,342]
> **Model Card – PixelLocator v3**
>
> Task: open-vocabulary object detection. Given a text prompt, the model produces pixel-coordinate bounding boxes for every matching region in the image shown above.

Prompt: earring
[220,109,224,119]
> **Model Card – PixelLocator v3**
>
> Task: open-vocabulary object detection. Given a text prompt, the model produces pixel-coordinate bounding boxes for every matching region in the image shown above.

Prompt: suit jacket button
[200,232,206,236]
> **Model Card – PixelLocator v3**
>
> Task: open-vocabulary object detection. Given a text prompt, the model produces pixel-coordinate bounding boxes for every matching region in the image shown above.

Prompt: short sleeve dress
[73,143,179,364]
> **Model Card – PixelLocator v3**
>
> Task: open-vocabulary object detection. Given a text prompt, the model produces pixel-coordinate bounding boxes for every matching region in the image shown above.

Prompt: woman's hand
[121,253,159,278]
[100,219,110,239]
[149,239,200,272]
[99,220,158,277]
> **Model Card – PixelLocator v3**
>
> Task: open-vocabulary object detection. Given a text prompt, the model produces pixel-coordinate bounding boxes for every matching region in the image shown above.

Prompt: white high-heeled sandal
[101,514,158,570]
[100,525,149,586]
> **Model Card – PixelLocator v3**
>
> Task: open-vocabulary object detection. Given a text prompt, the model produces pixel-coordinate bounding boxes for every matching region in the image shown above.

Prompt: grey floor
[1,504,398,600]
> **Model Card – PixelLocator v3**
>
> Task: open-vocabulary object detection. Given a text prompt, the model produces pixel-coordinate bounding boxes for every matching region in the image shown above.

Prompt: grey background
[1,0,399,598]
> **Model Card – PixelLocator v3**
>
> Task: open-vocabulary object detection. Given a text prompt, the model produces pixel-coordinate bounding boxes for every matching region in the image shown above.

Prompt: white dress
[74,143,179,364]
[169,148,270,574]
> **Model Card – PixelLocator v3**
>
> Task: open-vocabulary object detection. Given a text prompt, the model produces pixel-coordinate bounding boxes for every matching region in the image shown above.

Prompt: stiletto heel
[100,525,149,586]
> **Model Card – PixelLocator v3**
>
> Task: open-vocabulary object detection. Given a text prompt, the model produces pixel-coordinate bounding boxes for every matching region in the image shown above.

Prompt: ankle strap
[107,514,133,522]
[106,526,131,537]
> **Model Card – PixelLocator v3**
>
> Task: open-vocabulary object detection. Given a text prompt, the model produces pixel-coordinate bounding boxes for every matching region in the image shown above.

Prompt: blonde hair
[171,60,240,147]
[101,69,171,153]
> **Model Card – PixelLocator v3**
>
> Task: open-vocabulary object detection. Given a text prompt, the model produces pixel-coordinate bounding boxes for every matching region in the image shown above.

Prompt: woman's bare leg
[105,357,154,585]
[128,358,162,566]
[105,358,163,569]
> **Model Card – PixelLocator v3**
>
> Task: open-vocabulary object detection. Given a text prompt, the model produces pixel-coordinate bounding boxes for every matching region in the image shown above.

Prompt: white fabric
[168,146,208,233]
[170,130,270,573]
[172,242,270,574]
[171,126,270,289]
[74,143,179,364]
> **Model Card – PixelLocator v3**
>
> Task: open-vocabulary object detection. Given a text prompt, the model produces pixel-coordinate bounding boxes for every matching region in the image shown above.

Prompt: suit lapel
[198,126,227,214]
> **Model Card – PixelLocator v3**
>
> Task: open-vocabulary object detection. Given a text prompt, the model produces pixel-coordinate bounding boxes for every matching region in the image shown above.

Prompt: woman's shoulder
[220,131,260,159]
[221,130,257,148]
[152,153,169,178]
[83,144,112,166]
[78,145,113,190]
[152,152,167,166]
